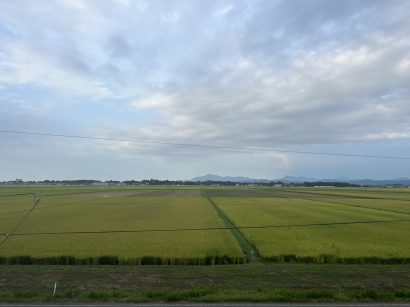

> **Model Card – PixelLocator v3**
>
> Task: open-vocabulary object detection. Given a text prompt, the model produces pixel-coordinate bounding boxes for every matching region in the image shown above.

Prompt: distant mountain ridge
[191,174,410,186]
[191,174,270,183]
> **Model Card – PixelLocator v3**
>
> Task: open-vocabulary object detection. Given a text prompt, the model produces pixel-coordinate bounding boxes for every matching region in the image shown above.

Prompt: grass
[0,264,410,302]
[201,188,259,260]
[2,288,410,302]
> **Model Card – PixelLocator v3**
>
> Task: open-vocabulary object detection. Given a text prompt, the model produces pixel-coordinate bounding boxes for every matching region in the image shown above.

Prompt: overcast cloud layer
[0,0,409,180]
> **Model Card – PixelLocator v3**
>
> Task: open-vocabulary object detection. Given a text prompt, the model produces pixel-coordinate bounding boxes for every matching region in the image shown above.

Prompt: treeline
[299,182,360,187]
[2,179,409,187]
[0,179,371,187]
[0,179,287,186]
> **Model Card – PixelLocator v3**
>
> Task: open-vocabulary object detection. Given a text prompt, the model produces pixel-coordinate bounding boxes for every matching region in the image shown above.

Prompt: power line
[0,194,41,249]
[2,218,410,237]
[1,130,409,160]
[0,193,39,198]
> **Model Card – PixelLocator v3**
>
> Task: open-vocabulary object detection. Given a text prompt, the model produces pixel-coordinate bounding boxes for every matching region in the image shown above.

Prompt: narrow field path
[200,187,260,261]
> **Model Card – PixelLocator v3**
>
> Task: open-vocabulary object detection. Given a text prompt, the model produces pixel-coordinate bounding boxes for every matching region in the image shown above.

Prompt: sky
[0,0,410,181]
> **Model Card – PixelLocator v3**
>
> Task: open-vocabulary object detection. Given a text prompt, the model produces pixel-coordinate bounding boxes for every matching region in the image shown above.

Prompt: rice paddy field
[0,186,244,264]
[210,187,410,262]
[0,185,410,265]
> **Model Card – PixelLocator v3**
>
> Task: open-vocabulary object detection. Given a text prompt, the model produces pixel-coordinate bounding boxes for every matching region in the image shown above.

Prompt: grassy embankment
[1,264,410,302]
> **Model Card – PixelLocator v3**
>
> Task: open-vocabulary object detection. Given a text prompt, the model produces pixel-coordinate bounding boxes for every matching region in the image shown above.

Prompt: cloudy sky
[0,0,409,181]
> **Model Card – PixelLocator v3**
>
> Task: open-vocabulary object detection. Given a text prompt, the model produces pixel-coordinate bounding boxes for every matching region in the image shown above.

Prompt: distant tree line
[0,179,285,186]
[300,182,361,187]
[0,179,404,188]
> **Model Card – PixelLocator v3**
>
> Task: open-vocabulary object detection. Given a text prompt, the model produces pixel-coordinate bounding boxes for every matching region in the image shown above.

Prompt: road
[1,303,410,307]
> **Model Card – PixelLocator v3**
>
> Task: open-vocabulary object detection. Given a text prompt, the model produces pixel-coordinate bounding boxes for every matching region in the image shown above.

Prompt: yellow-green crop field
[1,185,410,265]
[0,186,244,264]
[209,187,410,263]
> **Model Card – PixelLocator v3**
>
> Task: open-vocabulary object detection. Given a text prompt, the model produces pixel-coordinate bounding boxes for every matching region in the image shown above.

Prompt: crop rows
[1,186,409,265]
[0,188,245,264]
[210,187,410,263]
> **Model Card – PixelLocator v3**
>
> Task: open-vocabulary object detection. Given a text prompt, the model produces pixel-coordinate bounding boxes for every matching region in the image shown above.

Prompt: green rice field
[0,185,409,264]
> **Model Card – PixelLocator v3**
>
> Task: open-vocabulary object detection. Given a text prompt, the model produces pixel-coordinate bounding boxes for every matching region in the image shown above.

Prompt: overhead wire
[2,218,410,237]
[0,193,41,248]
[1,130,409,245]
[1,130,410,160]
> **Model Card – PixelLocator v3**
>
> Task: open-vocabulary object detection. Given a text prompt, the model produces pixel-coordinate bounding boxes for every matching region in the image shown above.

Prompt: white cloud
[0,42,112,99]
[1,0,410,179]
[124,33,410,148]
[111,0,131,6]
[160,11,180,24]
[133,93,175,109]
[213,4,234,18]
[397,57,410,73]
[361,132,410,141]
[260,152,292,171]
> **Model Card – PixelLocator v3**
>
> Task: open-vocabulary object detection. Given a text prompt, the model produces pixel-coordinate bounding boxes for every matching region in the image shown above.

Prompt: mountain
[191,174,270,183]
[277,176,319,183]
[348,178,410,186]
[190,174,410,186]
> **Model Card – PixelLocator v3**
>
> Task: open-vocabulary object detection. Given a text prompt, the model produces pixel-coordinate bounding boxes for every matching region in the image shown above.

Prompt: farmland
[0,186,244,264]
[0,185,410,264]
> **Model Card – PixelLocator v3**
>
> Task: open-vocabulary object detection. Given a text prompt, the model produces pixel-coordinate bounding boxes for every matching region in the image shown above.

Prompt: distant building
[92,182,108,186]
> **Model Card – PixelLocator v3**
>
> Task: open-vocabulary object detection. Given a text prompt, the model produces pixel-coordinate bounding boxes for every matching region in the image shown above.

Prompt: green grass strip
[1,288,410,302]
[201,187,259,261]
